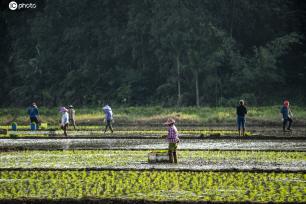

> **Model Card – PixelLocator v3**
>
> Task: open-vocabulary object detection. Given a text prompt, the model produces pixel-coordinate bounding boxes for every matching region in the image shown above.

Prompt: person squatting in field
[68,105,76,130]
[27,102,40,129]
[236,100,247,136]
[280,100,293,131]
[103,104,113,133]
[164,118,180,164]
[60,107,69,136]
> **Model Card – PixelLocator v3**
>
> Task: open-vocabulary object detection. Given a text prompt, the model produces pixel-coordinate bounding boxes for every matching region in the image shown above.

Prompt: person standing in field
[60,107,69,136]
[236,100,247,136]
[164,118,180,164]
[103,104,113,133]
[68,105,76,130]
[27,102,40,129]
[280,100,293,131]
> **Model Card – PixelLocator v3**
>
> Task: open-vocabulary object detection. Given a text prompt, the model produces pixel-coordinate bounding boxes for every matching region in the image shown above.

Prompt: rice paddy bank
[1,106,306,126]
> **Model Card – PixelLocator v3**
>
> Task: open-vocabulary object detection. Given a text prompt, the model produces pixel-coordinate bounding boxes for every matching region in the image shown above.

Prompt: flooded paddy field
[1,127,305,203]
[0,138,305,151]
[1,125,305,138]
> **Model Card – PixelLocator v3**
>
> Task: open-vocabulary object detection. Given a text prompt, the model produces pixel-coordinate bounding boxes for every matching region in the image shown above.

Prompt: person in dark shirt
[280,100,293,131]
[27,102,40,129]
[236,100,247,136]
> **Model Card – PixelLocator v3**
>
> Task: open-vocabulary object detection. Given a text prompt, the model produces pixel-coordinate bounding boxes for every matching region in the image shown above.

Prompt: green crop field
[0,170,305,203]
[0,150,305,170]
[0,107,305,203]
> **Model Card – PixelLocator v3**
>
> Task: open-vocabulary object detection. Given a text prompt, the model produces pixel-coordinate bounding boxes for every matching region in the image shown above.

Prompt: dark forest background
[0,0,306,107]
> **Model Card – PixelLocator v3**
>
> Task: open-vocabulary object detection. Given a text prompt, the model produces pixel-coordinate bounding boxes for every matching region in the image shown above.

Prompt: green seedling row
[0,170,305,202]
[0,150,305,169]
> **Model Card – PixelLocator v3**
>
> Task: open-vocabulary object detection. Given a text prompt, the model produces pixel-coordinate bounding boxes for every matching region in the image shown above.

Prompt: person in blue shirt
[236,100,247,136]
[27,102,40,129]
[103,104,113,133]
[280,100,293,131]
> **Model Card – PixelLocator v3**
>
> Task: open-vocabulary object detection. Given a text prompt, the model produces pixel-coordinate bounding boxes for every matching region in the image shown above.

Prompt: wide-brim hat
[164,118,175,125]
[60,107,68,112]
[68,105,73,108]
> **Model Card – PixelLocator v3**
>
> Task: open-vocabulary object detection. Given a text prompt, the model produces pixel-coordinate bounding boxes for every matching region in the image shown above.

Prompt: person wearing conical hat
[60,107,69,136]
[68,105,76,130]
[164,118,180,164]
[280,100,293,131]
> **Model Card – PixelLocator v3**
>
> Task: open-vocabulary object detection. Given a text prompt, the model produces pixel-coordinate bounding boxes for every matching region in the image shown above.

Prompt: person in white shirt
[103,104,113,133]
[60,107,69,136]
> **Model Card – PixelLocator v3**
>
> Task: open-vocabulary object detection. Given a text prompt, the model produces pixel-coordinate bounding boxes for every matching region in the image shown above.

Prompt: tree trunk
[195,69,200,107]
[176,54,181,106]
[230,0,235,38]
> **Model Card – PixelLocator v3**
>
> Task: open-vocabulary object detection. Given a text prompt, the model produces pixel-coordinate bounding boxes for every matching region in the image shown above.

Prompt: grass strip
[1,106,306,126]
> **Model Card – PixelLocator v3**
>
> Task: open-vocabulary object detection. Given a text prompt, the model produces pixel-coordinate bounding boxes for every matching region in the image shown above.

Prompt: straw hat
[164,118,175,125]
[68,105,74,108]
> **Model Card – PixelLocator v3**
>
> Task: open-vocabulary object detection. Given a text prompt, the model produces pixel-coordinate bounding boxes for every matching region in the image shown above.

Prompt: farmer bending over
[164,118,180,164]
[28,102,40,129]
[60,107,69,136]
[103,104,113,133]
[236,100,247,136]
[280,100,293,131]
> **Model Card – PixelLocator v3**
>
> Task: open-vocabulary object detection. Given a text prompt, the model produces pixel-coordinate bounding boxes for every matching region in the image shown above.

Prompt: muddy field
[0,126,305,204]
[1,138,305,151]
[0,150,305,172]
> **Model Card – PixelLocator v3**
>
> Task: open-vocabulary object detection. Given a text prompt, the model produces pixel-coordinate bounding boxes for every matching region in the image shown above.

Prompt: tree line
[0,0,305,107]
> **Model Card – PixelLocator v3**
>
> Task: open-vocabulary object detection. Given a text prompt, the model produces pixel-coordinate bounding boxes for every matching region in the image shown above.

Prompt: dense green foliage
[1,0,306,106]
[0,170,305,202]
